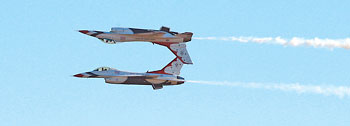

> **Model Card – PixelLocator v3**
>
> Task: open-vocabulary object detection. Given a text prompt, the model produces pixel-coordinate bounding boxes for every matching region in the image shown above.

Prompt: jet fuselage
[74,67,185,86]
[79,27,193,44]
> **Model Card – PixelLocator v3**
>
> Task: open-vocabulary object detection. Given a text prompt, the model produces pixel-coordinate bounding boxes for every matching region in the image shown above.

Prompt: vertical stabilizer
[153,42,193,64]
[147,58,183,75]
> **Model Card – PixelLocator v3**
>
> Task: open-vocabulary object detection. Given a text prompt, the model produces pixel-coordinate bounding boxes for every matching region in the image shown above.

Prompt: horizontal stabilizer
[124,31,165,37]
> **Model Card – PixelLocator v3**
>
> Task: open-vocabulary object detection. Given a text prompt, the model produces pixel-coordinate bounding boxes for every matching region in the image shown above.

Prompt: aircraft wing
[124,31,166,37]
[145,75,161,78]
[114,74,160,78]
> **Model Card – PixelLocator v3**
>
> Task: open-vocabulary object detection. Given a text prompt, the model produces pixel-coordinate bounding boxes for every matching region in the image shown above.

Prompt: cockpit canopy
[110,27,133,34]
[94,67,111,71]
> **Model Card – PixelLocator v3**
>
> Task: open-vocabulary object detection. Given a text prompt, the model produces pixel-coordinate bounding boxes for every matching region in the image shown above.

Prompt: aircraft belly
[145,79,167,84]
[107,35,183,43]
[104,77,128,84]
[122,77,152,85]
[151,38,184,43]
[105,76,181,85]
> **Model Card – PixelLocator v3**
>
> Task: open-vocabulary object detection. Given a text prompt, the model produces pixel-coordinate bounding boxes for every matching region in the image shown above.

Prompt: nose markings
[78,30,104,37]
[73,74,84,77]
[79,30,89,34]
[86,72,99,77]
[90,31,104,37]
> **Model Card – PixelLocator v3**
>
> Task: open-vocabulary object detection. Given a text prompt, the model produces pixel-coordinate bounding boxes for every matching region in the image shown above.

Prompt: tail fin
[147,58,183,75]
[153,42,193,64]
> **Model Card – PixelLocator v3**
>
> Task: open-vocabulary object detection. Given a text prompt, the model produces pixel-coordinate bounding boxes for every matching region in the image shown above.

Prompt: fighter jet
[73,58,185,90]
[78,26,193,64]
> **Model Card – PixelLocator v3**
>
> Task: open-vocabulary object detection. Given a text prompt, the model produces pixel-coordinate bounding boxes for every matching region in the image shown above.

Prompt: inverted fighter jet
[78,26,193,64]
[73,58,185,90]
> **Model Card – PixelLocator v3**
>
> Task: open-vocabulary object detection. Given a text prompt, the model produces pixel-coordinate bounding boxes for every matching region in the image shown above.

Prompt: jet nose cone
[73,74,84,78]
[78,30,89,34]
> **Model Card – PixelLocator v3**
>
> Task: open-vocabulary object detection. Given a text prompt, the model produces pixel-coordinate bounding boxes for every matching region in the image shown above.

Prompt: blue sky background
[1,0,350,125]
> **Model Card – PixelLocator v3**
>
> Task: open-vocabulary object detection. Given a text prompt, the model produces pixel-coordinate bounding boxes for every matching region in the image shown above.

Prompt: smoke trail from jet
[187,80,350,98]
[193,37,350,49]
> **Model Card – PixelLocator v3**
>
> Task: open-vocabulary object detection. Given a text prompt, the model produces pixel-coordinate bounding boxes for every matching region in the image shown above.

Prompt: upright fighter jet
[78,26,193,64]
[73,58,185,90]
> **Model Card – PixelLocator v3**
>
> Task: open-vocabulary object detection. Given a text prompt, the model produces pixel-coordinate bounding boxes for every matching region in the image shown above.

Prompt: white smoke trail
[187,80,350,98]
[193,37,350,49]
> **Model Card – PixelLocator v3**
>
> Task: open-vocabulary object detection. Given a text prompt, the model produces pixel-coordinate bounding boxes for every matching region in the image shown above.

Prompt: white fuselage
[97,33,184,43]
[79,27,192,44]
[75,69,184,86]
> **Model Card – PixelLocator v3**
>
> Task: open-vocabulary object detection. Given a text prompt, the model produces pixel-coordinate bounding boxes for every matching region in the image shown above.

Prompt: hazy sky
[1,0,350,126]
